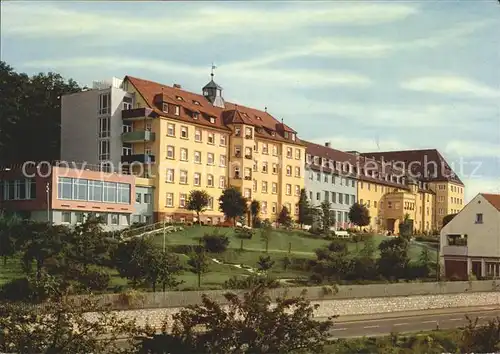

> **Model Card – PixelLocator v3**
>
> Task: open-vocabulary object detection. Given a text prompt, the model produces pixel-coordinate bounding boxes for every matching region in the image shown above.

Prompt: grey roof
[203,79,223,90]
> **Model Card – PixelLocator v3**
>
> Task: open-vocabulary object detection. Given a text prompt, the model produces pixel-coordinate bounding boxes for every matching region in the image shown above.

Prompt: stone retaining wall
[77,280,500,311]
[84,291,500,329]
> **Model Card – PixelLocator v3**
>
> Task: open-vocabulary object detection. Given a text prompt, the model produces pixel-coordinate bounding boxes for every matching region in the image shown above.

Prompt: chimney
[325,142,331,148]
[173,84,182,89]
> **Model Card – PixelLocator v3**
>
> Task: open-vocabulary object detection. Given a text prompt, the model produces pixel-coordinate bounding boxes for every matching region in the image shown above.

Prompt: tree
[260,219,273,253]
[0,213,21,265]
[277,206,292,228]
[145,249,183,292]
[187,248,209,288]
[250,200,260,227]
[460,316,500,353]
[298,188,313,227]
[0,293,141,354]
[348,203,370,228]
[282,256,291,271]
[66,215,110,272]
[19,222,68,280]
[399,213,413,239]
[186,190,210,225]
[377,237,410,280]
[257,255,275,273]
[320,201,333,233]
[219,187,248,226]
[0,61,82,165]
[442,213,458,228]
[139,285,335,353]
[112,237,154,288]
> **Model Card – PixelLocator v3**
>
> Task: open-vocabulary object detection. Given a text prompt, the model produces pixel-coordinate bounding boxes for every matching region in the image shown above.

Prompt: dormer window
[271,131,276,136]
[176,96,183,101]
[193,100,200,106]
[162,103,169,113]
[256,116,262,121]
[291,133,296,141]
[284,132,289,139]
[174,105,180,116]
[192,112,199,120]
[313,156,320,165]
[209,117,215,124]
[235,127,241,137]
[306,154,312,163]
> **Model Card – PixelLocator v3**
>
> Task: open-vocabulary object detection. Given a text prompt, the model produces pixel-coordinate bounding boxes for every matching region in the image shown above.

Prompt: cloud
[401,76,500,98]
[462,177,500,202]
[445,140,500,158]
[1,2,418,41]
[23,57,372,89]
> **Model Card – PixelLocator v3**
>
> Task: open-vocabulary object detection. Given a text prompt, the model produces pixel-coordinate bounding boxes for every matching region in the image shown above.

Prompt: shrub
[79,267,111,291]
[223,275,280,289]
[0,278,35,302]
[290,257,312,272]
[202,231,230,253]
[234,227,254,239]
[167,245,204,254]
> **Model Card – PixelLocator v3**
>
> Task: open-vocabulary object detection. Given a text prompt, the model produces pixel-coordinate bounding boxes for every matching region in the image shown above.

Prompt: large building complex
[304,141,358,228]
[59,73,306,224]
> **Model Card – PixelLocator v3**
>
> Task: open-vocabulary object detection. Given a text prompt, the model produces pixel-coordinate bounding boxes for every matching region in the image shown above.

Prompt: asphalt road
[331,308,500,338]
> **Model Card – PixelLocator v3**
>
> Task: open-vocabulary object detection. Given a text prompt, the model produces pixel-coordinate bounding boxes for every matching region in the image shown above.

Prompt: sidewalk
[317,305,500,323]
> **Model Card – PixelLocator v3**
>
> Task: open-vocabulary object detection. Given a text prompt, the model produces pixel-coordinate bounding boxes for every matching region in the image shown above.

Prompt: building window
[72,179,88,201]
[98,93,110,115]
[136,193,141,203]
[272,183,277,194]
[207,174,214,187]
[295,149,301,160]
[181,126,188,139]
[110,214,119,225]
[286,147,292,158]
[324,191,329,202]
[207,153,214,165]
[295,185,300,196]
[316,173,320,181]
[272,164,278,174]
[180,148,188,161]
[180,193,187,208]
[174,105,180,115]
[194,173,201,186]
[286,166,292,176]
[62,211,71,224]
[162,102,169,113]
[166,169,175,183]
[208,133,215,144]
[166,145,175,159]
[272,145,278,156]
[262,143,268,154]
[262,181,268,193]
[324,175,328,183]
[180,170,188,184]
[75,212,84,224]
[166,193,173,207]
[351,195,355,204]
[167,123,175,137]
[99,117,110,138]
[194,151,201,164]
[262,162,268,173]
[272,203,277,214]
[98,140,110,161]
[220,135,227,146]
[195,129,202,142]
[294,167,300,177]
[331,192,336,203]
[476,213,483,224]
[117,183,130,203]
[262,201,267,214]
[144,194,151,203]
[244,188,251,198]
[219,176,226,189]
[220,155,226,167]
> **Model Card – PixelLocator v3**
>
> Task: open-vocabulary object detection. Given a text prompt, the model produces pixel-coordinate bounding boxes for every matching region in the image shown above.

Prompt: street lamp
[0,167,11,213]
[45,182,51,223]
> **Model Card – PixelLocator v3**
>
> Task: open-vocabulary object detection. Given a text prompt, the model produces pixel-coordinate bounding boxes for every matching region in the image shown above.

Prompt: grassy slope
[1,227,436,290]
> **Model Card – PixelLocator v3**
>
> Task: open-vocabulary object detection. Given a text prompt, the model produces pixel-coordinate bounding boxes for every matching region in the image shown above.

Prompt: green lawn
[0,227,437,292]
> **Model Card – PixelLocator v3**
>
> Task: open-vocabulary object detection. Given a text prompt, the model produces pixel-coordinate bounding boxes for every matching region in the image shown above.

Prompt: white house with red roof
[440,193,500,280]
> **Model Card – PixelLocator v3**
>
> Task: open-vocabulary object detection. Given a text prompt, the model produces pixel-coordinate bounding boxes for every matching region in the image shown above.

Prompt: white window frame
[99,117,110,138]
[166,169,175,183]
[207,153,214,165]
[98,93,110,115]
[166,193,173,207]
[195,129,202,142]
[220,135,227,146]
[208,133,215,145]
[194,173,201,186]
[167,123,175,137]
[180,126,188,139]
[180,193,187,208]
[219,176,226,189]
[207,174,214,187]
[180,148,188,161]
[180,170,188,184]
[167,145,175,159]
[98,140,110,161]
[220,155,226,167]
[194,151,201,164]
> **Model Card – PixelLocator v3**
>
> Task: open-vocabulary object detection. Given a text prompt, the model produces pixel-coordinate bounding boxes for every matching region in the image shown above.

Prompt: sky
[1,1,499,201]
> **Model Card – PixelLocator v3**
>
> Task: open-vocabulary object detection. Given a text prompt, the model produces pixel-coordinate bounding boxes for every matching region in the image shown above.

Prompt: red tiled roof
[482,193,500,212]
[125,76,303,145]
[360,149,464,185]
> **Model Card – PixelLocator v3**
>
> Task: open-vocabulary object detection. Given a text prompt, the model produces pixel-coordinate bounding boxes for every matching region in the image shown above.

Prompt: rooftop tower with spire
[202,63,225,108]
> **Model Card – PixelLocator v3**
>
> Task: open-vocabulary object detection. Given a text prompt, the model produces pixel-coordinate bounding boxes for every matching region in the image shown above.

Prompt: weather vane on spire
[211,62,217,78]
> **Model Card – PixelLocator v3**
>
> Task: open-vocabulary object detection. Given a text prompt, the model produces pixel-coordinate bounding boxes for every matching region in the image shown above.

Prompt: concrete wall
[82,289,500,330]
[75,280,500,311]
[304,166,357,226]
[133,185,154,223]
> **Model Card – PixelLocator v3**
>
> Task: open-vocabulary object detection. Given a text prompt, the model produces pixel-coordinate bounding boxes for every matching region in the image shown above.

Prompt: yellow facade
[122,78,304,224]
[430,181,465,228]
[357,180,436,234]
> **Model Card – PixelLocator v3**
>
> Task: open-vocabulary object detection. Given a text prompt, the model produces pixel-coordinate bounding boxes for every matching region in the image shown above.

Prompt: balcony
[442,245,468,256]
[121,154,156,164]
[245,134,253,139]
[235,151,242,158]
[245,154,252,159]
[233,173,242,179]
[122,108,158,121]
[122,131,156,143]
[244,175,252,181]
